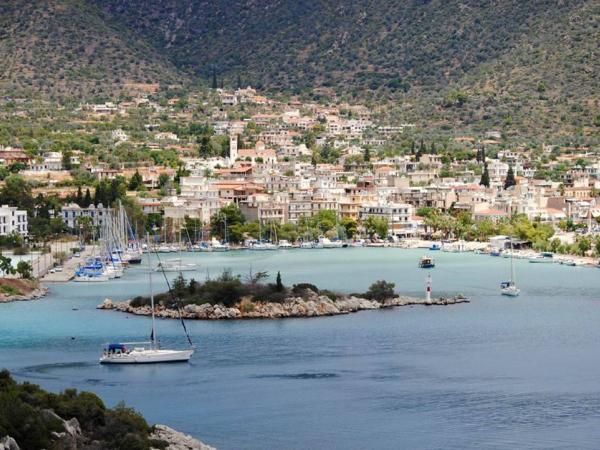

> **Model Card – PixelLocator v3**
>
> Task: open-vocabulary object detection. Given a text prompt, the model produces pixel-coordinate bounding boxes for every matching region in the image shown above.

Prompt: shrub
[292,283,319,295]
[129,296,150,308]
[364,280,396,301]
[319,289,339,301]
[0,285,22,296]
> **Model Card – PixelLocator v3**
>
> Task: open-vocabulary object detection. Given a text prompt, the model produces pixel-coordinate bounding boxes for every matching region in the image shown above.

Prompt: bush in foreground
[0,369,164,450]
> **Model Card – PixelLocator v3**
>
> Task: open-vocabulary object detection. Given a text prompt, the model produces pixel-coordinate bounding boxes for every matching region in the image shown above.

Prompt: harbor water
[1,248,600,449]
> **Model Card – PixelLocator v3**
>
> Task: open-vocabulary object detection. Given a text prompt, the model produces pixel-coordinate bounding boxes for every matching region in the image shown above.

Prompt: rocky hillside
[1,0,598,136]
[0,0,183,99]
[0,370,215,450]
[94,0,599,138]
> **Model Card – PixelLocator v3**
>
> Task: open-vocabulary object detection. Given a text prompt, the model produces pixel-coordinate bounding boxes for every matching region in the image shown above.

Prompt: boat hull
[100,349,194,364]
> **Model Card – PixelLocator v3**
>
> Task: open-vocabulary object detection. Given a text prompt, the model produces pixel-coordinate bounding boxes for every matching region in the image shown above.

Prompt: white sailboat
[501,238,520,297]
[100,247,194,364]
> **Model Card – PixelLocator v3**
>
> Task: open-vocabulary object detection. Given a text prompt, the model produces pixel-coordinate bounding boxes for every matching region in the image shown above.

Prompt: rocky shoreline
[0,281,48,303]
[97,291,470,320]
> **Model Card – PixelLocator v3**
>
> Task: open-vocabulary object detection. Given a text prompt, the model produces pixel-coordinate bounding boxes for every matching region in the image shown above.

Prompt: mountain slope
[0,0,184,99]
[92,0,599,138]
[94,0,597,94]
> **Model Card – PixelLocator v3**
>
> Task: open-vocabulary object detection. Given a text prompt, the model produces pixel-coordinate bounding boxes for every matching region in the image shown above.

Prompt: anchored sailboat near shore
[100,237,195,364]
[501,238,520,297]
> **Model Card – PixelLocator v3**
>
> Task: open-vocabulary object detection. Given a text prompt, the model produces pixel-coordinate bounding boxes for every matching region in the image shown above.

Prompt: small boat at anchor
[419,256,435,269]
[501,238,520,297]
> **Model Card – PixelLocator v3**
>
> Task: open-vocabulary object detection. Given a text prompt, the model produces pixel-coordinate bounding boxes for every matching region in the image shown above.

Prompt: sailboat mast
[147,233,157,349]
[510,238,516,284]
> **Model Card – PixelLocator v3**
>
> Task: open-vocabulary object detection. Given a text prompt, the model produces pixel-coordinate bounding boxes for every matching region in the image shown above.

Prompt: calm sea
[1,248,600,449]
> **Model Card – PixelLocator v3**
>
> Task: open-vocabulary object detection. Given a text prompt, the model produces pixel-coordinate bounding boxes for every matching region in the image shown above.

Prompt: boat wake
[251,372,339,380]
[14,361,97,380]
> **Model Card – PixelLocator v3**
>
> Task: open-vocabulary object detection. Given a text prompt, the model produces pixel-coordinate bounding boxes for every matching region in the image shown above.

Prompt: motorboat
[350,239,366,247]
[429,243,442,251]
[278,240,293,249]
[299,241,314,249]
[211,241,230,252]
[156,259,197,272]
[419,256,435,268]
[319,236,344,248]
[529,252,554,263]
[74,272,109,282]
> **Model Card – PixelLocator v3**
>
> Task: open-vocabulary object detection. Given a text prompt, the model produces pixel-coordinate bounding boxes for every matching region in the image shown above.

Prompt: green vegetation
[422,212,556,250]
[0,285,22,296]
[89,0,599,140]
[0,369,167,450]
[364,280,396,301]
[132,270,294,308]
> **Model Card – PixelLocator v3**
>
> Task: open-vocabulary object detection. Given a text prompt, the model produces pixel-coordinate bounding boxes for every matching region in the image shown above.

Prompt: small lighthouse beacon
[425,273,432,304]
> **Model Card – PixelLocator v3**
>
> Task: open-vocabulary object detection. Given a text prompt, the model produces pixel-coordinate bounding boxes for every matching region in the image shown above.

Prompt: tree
[128,171,144,191]
[364,146,371,162]
[16,261,33,280]
[211,68,217,89]
[504,165,516,189]
[275,271,283,292]
[76,216,94,242]
[363,216,389,239]
[83,188,92,208]
[0,175,34,213]
[210,204,245,242]
[75,186,83,206]
[479,163,490,188]
[340,217,358,239]
[365,280,395,301]
[0,255,14,276]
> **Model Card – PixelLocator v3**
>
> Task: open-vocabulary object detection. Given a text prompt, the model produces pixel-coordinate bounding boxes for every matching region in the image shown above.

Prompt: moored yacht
[100,242,194,364]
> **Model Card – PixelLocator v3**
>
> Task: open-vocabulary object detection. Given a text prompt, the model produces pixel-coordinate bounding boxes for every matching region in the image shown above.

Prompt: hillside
[0,0,183,99]
[93,0,600,138]
[0,0,598,138]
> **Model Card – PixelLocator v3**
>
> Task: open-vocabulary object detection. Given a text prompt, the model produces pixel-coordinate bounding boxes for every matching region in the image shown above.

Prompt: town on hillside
[0,85,599,276]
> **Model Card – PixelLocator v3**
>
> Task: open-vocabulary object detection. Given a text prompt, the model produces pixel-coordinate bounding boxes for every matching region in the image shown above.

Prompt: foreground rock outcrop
[151,425,216,450]
[0,279,48,303]
[98,291,469,320]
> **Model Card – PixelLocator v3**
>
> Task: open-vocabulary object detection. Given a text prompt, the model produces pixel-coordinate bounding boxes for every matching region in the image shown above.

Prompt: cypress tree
[364,146,371,162]
[75,186,83,206]
[211,68,217,89]
[504,165,516,189]
[276,271,283,292]
[83,188,92,208]
[480,163,490,188]
[410,140,415,155]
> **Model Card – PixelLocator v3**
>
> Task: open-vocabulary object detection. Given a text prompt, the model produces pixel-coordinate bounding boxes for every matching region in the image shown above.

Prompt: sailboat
[501,238,520,297]
[99,246,194,364]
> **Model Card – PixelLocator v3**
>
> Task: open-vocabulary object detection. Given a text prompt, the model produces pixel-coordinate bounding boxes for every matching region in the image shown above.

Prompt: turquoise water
[2,248,600,449]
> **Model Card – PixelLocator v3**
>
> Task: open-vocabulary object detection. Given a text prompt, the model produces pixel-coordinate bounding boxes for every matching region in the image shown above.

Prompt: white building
[359,203,415,237]
[0,205,28,236]
[60,203,111,229]
[29,152,63,171]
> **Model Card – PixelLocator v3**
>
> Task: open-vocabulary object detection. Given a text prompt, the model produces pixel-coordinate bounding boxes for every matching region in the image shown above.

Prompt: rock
[150,424,216,450]
[97,298,114,309]
[0,436,20,450]
[40,410,81,450]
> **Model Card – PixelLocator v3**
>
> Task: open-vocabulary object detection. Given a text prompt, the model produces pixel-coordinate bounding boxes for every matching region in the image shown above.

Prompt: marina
[3,248,600,449]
